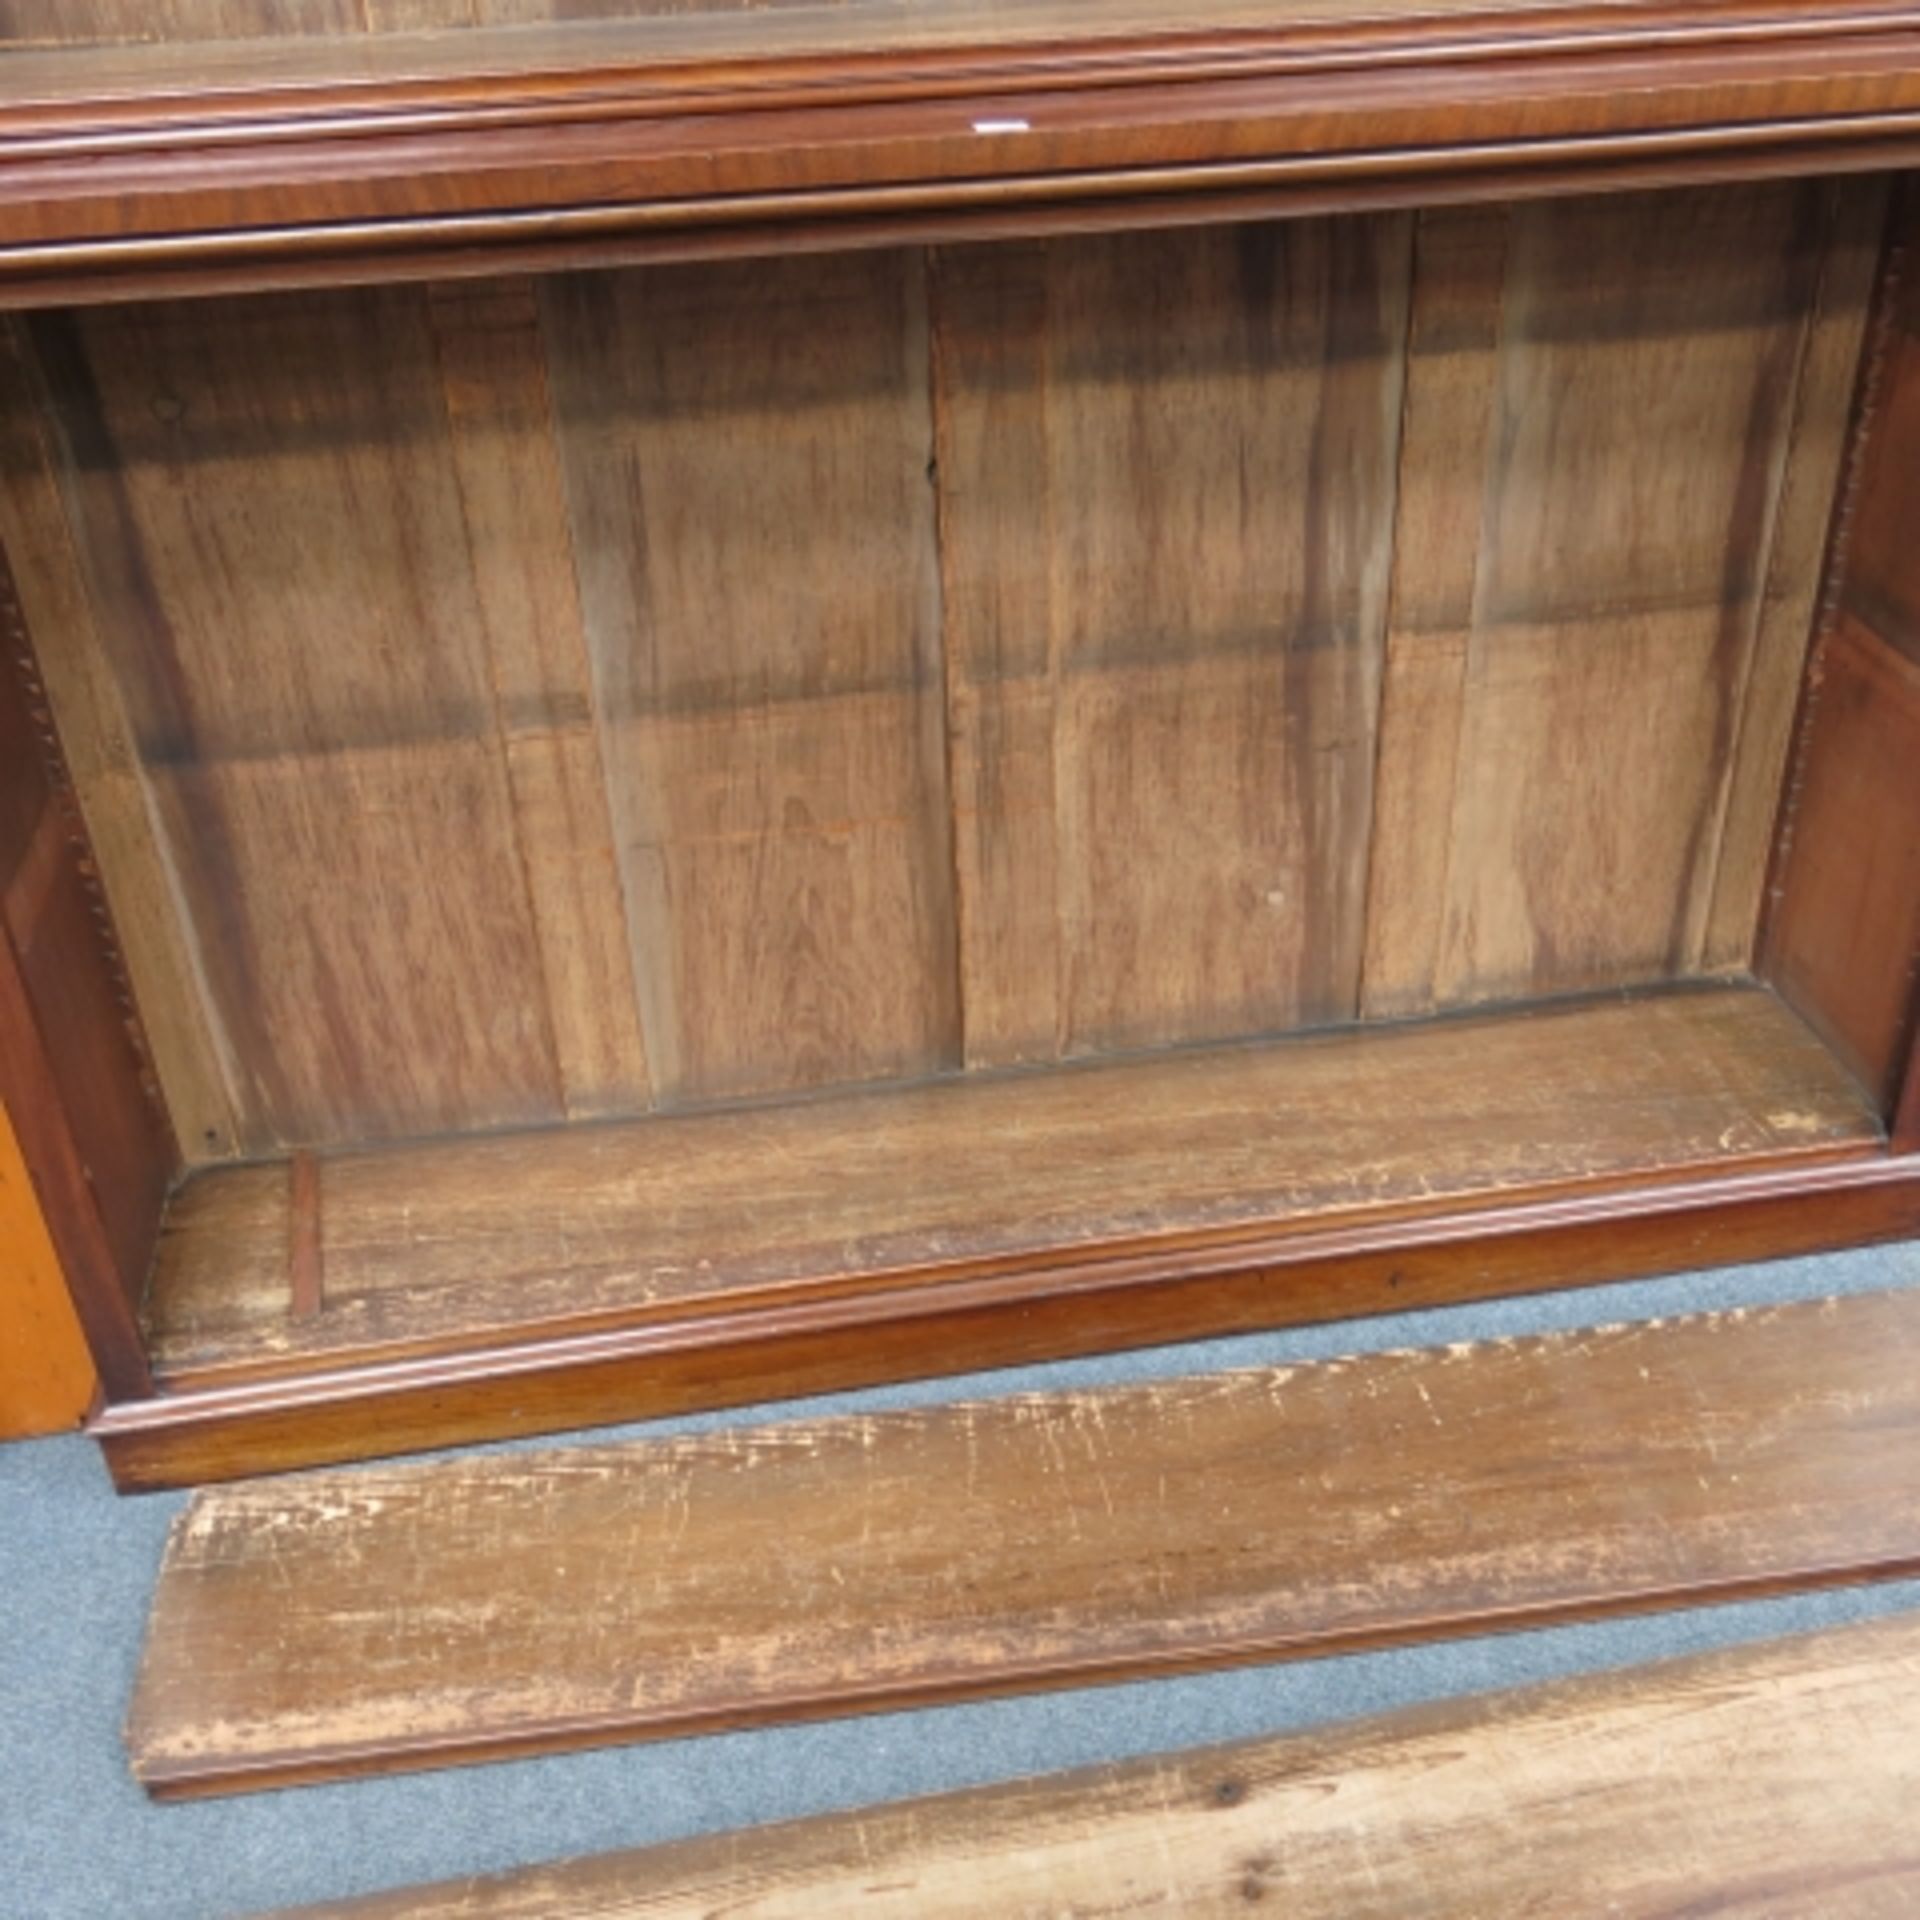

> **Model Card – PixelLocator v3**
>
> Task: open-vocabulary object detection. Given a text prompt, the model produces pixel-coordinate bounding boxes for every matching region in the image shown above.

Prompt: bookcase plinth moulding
[4,1,1920,1491]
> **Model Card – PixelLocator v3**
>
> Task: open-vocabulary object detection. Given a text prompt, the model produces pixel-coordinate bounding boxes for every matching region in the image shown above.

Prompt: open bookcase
[4,1,1920,1490]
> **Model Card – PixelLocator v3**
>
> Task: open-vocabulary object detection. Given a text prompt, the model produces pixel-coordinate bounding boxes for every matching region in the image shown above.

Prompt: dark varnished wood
[0,176,1901,1486]
[4,6,1920,302]
[1764,183,1920,1116]
[89,1152,1920,1492]
[1,0,1893,70]
[0,544,172,1399]
[1766,617,1920,1110]
[287,1150,322,1324]
[260,1608,1920,1917]
[126,1286,1920,1797]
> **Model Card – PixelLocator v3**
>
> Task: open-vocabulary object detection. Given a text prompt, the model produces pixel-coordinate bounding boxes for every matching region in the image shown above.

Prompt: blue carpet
[5,1239,1920,1919]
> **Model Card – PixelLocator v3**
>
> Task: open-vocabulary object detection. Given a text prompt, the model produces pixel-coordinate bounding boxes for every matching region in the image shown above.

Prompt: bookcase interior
[0,171,1902,1387]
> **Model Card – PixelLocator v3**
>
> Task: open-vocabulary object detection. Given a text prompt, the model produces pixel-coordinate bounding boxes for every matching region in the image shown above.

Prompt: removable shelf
[127,1280,1920,1797]
[257,1609,1920,1915]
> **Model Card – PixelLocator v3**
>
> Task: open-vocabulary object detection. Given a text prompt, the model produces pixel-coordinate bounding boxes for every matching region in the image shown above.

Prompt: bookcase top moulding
[3,1,1920,305]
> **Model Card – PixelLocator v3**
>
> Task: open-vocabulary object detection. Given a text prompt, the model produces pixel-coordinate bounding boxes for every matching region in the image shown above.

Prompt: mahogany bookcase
[3,1,1919,1491]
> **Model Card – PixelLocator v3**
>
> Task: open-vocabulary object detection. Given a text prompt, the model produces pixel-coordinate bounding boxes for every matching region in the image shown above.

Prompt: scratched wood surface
[140,982,1876,1380]
[126,1284,1920,1797]
[0,184,1875,1164]
[262,1608,1920,1918]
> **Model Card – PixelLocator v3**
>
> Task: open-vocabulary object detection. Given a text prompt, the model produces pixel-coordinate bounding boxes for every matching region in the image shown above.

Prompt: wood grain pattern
[127,1284,1920,1797]
[2,5,1920,307]
[1360,202,1509,1014]
[0,317,242,1161]
[138,983,1877,1381]
[263,1608,1920,1918]
[1453,182,1808,990]
[93,1152,1920,1490]
[426,277,653,1123]
[542,249,959,1104]
[16,292,569,1152]
[1765,189,1920,1117]
[8,193,1865,1165]
[1766,618,1920,1113]
[1365,181,1859,1013]
[1701,174,1891,968]
[0,0,1903,1507]
[934,218,1409,1062]
[0,1091,96,1437]
[1833,181,1920,671]
[0,531,172,1398]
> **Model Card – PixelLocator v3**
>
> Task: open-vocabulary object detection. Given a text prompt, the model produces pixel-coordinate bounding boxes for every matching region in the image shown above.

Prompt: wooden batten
[260,1608,1920,1918]
[125,1285,1920,1797]
[286,1151,322,1325]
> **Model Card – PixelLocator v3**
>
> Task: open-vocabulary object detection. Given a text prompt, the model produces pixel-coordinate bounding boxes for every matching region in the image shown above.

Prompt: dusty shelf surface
[128,1282,1920,1798]
[141,980,1881,1381]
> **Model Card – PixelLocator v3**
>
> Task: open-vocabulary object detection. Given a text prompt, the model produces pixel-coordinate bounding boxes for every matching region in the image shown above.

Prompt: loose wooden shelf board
[142,982,1877,1385]
[126,1283,1920,1799]
[262,1606,1920,1918]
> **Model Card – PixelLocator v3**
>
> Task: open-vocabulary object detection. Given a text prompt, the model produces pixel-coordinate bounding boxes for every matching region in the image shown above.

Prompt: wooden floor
[126,1284,1920,1799]
[142,982,1877,1381]
[263,1608,1920,1918]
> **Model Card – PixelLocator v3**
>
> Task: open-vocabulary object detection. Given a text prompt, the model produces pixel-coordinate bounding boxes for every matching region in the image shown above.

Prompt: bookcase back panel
[934,217,1412,1066]
[0,178,1880,1160]
[1364,181,1883,1014]
[540,252,961,1107]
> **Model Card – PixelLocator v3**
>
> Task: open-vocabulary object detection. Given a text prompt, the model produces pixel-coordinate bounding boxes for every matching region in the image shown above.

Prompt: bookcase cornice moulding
[7,3,1920,304]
